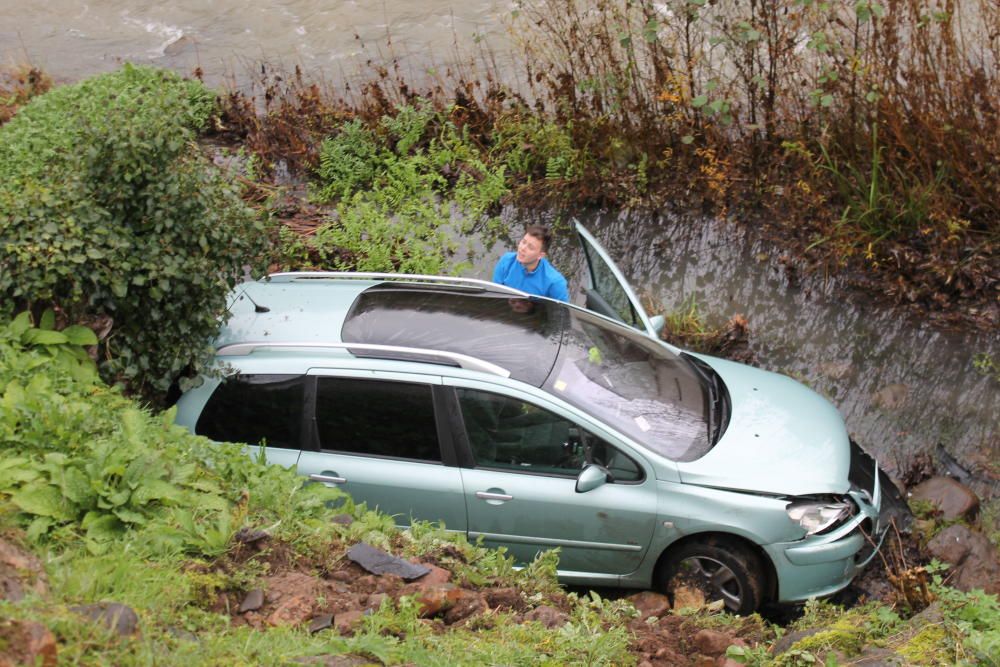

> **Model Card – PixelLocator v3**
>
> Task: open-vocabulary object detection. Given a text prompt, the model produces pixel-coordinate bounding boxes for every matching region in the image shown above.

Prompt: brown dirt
[204,535,777,665]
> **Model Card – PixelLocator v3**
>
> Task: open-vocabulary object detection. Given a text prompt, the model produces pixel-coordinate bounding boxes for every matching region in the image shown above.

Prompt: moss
[785,618,867,657]
[896,624,950,665]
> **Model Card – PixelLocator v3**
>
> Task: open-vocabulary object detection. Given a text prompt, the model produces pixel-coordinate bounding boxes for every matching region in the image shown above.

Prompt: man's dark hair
[525,224,553,253]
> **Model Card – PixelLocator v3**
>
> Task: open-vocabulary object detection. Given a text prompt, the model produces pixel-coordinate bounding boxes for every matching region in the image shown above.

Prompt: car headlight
[785,499,854,535]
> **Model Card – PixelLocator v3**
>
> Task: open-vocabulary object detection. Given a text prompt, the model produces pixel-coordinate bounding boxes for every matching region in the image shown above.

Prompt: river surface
[4,1,997,497]
[1,0,514,87]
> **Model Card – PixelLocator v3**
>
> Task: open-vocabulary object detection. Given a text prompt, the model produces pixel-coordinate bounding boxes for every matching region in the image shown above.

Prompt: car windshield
[545,309,710,462]
[342,285,711,461]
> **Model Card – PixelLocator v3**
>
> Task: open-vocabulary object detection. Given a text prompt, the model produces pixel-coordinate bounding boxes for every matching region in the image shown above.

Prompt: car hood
[675,355,851,497]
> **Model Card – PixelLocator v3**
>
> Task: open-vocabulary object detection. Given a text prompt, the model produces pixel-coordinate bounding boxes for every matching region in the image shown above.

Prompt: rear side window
[196,374,305,448]
[315,378,441,461]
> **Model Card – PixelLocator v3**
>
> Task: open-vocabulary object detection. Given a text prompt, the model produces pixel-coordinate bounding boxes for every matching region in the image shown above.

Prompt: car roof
[216,273,569,385]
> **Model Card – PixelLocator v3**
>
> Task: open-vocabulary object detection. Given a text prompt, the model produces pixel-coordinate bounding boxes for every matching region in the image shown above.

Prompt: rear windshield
[341,286,564,386]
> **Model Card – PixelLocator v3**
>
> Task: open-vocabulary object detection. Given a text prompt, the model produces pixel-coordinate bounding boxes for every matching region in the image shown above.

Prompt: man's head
[516,225,552,271]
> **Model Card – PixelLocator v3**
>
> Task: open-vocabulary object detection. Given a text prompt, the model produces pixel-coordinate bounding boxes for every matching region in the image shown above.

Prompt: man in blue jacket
[492,225,569,302]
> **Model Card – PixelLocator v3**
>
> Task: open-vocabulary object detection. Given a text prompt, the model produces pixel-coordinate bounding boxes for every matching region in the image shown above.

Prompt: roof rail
[265,271,529,297]
[215,341,511,378]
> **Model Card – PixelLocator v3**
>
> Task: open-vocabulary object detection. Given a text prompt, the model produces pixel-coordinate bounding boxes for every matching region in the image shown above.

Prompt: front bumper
[765,457,888,602]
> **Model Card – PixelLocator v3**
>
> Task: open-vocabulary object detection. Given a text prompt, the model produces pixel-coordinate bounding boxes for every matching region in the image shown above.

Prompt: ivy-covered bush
[0,64,268,400]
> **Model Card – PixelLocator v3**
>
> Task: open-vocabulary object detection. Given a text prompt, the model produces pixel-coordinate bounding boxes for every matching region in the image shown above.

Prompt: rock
[693,629,740,656]
[233,527,269,545]
[308,614,333,633]
[927,524,974,564]
[264,572,322,608]
[415,584,464,617]
[671,585,705,611]
[0,618,57,667]
[162,34,195,57]
[415,564,452,586]
[374,574,404,594]
[443,591,488,625]
[70,602,140,636]
[771,628,825,655]
[927,525,1000,594]
[267,594,314,627]
[693,655,715,667]
[626,591,671,619]
[333,610,365,634]
[166,626,199,642]
[239,588,265,613]
[524,605,569,628]
[346,543,430,580]
[908,476,980,520]
[0,538,49,601]
[484,587,524,611]
[364,592,388,611]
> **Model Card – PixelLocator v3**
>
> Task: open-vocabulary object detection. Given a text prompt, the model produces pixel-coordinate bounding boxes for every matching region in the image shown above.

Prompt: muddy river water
[1,0,515,87]
[4,1,997,498]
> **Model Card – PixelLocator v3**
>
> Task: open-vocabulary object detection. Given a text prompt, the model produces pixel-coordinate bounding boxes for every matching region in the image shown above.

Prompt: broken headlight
[785,499,854,535]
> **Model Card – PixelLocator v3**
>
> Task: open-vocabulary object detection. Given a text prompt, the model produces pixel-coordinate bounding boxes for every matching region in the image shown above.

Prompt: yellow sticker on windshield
[588,346,603,364]
[554,379,567,392]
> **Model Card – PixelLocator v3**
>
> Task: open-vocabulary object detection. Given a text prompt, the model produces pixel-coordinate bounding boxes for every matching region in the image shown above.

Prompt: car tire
[657,537,766,615]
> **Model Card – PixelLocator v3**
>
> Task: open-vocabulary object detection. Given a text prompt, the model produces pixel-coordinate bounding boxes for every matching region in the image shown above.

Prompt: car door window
[315,378,440,462]
[456,388,642,481]
[195,374,305,448]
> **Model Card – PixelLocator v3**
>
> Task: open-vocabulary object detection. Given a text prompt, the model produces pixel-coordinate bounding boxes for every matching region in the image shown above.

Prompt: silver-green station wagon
[175,222,890,613]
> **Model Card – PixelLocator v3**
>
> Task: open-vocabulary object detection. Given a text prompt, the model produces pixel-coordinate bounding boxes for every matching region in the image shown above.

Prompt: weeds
[201,0,1000,324]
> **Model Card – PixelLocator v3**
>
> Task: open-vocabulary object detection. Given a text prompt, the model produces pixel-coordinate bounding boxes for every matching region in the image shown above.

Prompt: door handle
[476,491,513,501]
[310,473,347,484]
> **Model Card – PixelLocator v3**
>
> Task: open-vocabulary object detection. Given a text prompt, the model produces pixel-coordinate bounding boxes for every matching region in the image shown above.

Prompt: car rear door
[575,219,664,337]
[296,370,467,532]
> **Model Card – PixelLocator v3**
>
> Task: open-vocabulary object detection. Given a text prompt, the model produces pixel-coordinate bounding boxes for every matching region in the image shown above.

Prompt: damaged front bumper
[765,456,891,602]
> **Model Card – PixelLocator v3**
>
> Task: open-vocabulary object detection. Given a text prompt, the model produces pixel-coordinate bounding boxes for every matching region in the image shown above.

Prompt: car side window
[315,378,441,462]
[456,388,642,481]
[196,374,305,448]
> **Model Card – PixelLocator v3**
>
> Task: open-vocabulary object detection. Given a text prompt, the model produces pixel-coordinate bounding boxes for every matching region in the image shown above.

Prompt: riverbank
[1,60,998,665]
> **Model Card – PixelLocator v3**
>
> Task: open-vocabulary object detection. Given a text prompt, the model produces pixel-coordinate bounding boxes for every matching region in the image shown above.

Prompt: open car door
[575,220,664,338]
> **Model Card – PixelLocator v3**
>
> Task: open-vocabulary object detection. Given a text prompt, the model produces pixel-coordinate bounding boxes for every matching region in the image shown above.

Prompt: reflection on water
[473,208,998,498]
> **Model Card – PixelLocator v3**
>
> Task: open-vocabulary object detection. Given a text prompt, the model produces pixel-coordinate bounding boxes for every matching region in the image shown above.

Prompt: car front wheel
[657,538,766,615]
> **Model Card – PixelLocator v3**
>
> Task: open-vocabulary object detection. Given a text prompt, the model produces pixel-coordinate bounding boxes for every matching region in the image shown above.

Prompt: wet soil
[209,534,777,666]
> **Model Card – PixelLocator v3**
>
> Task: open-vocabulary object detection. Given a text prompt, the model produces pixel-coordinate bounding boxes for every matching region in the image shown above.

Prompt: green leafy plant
[0,64,268,402]
[0,316,345,557]
[299,100,507,274]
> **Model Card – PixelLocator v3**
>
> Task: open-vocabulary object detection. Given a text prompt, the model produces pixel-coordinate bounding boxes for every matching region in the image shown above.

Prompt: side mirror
[649,314,665,337]
[575,464,610,493]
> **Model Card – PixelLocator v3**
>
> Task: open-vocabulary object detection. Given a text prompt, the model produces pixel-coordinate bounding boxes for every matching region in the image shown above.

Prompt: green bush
[0,64,268,400]
[0,312,344,557]
[298,100,507,274]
